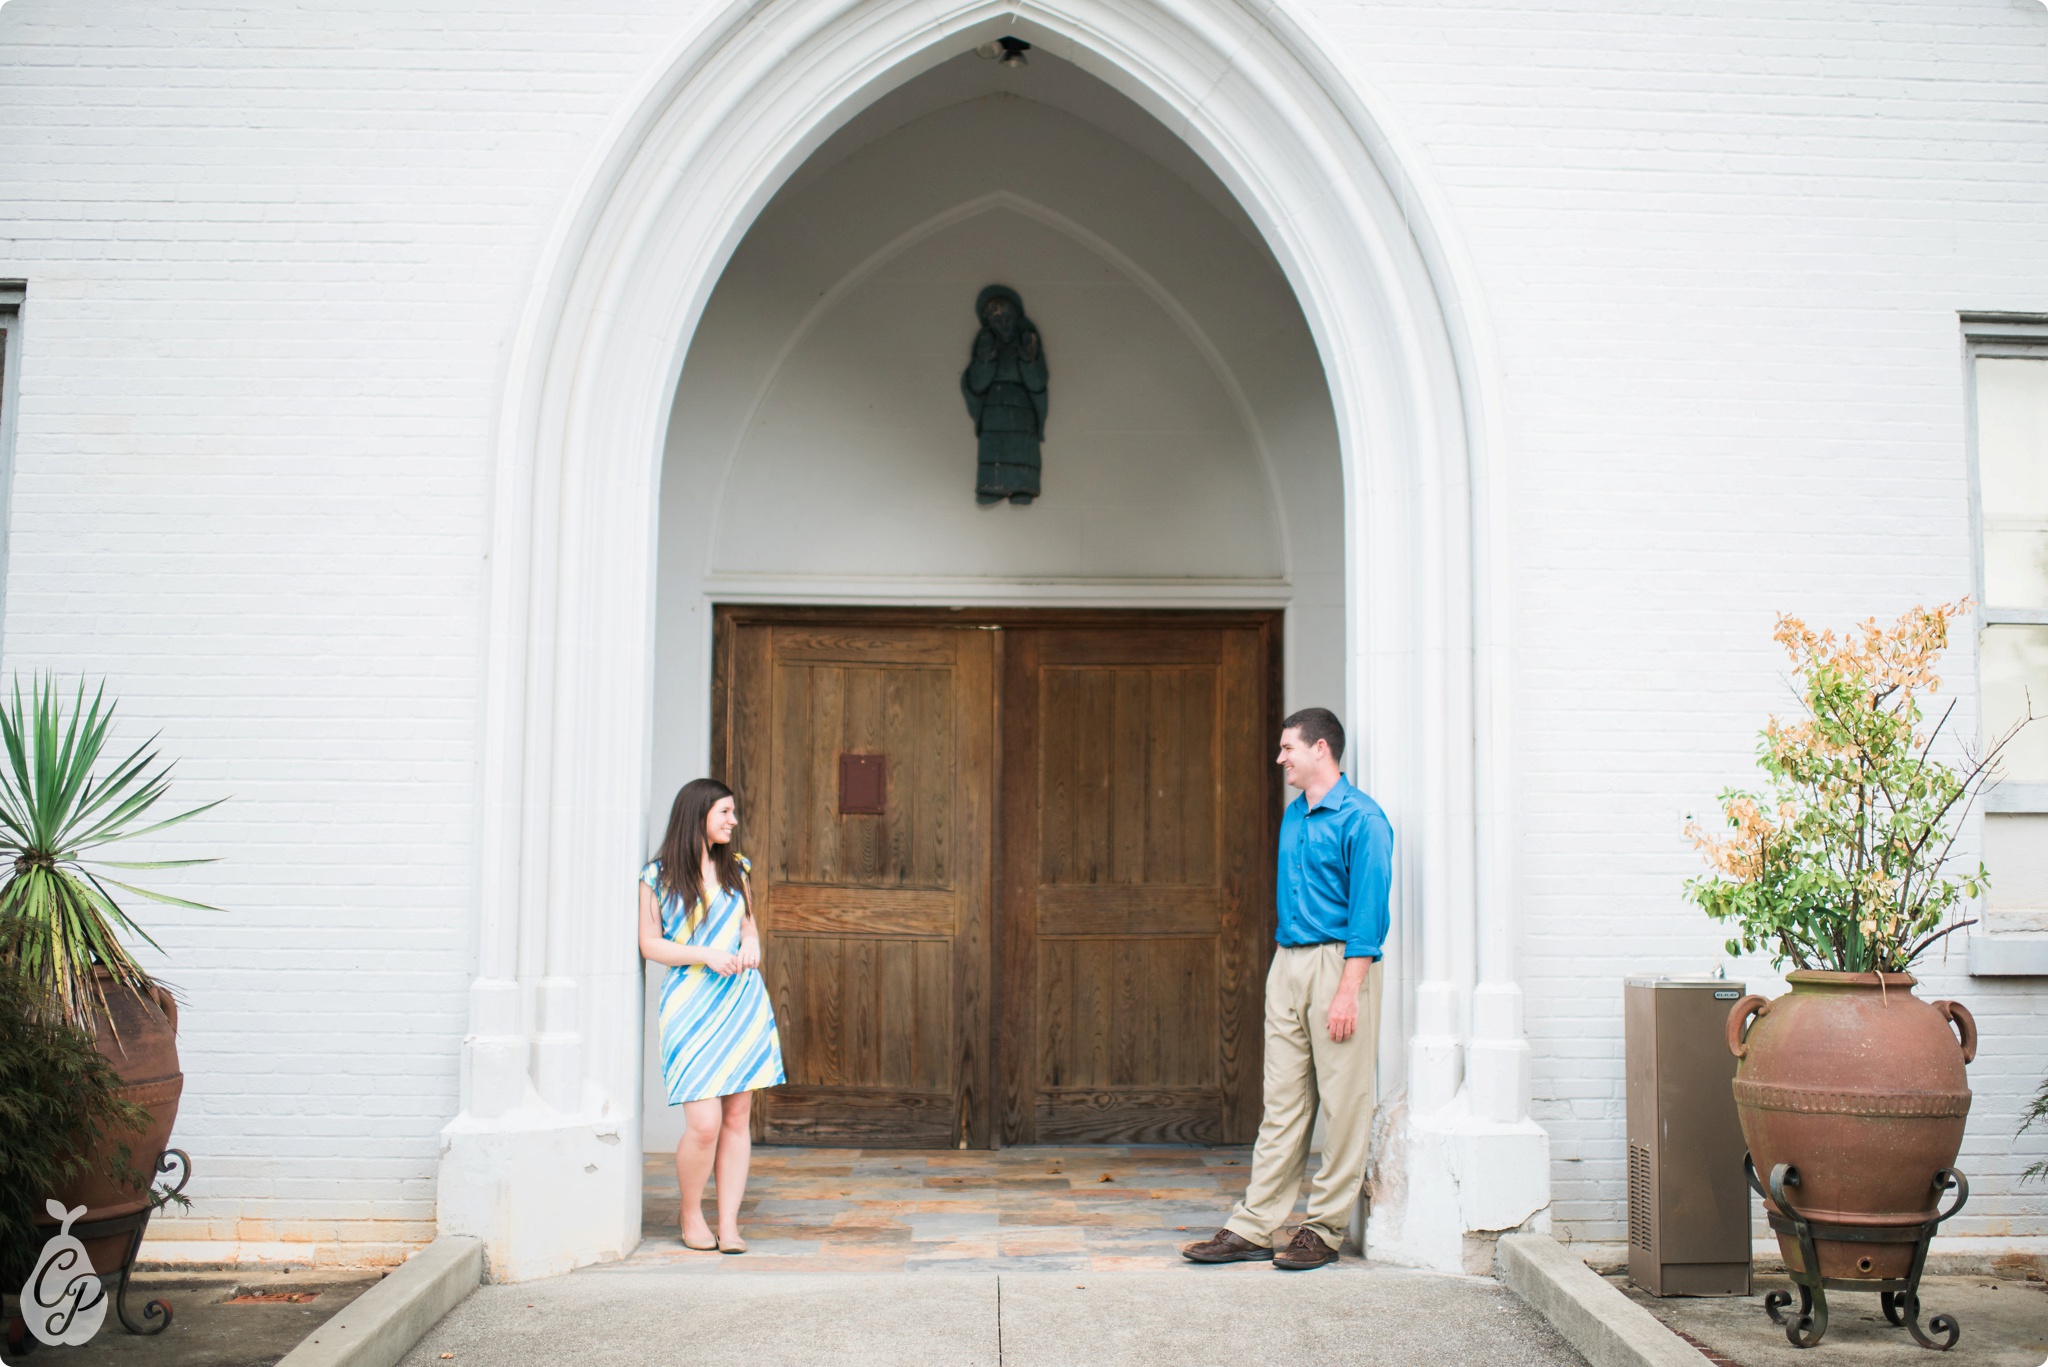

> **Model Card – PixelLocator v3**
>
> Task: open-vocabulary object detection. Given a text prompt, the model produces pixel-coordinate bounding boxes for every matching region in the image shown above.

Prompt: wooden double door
[712,608,1279,1147]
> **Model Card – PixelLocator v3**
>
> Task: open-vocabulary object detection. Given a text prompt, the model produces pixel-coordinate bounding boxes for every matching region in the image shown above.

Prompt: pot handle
[1931,999,1977,1064]
[148,981,179,1033]
[1726,995,1770,1058]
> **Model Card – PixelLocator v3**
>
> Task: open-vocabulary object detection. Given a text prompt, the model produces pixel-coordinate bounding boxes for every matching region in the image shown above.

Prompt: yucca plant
[0,676,221,1031]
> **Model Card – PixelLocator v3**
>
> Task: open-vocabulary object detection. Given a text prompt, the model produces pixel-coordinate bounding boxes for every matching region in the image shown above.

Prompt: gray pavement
[1613,1271,2048,1367]
[11,1268,382,1367]
[399,1263,1588,1367]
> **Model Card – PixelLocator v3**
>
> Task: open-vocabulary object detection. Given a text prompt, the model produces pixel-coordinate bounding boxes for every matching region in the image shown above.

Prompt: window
[1964,313,2048,974]
[1969,315,2048,788]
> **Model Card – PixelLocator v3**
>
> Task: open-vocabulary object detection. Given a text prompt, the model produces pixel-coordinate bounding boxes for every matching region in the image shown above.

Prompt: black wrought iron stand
[4,1149,191,1356]
[1745,1153,1966,1351]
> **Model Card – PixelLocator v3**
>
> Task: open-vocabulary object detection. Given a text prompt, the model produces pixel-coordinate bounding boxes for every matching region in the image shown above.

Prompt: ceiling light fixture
[974,36,1031,68]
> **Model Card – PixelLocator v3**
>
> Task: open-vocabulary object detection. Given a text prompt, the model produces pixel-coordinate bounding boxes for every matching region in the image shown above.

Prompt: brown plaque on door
[838,752,887,814]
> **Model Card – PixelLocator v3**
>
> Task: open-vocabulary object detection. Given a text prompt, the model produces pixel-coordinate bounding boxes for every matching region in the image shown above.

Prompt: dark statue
[960,285,1048,504]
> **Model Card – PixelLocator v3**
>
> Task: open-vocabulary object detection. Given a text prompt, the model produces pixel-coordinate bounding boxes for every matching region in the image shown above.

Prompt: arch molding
[438,0,1541,1280]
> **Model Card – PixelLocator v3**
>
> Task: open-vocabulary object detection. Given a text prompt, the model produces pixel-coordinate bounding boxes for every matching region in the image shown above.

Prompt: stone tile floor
[631,1145,1284,1273]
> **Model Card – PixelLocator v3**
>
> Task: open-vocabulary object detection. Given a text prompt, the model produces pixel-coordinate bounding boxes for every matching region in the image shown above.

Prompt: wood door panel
[769,884,954,937]
[1216,628,1266,1140]
[719,608,1271,1149]
[771,936,952,1090]
[1035,1090,1223,1145]
[771,628,958,664]
[999,620,1274,1144]
[727,619,992,1148]
[1034,887,1221,937]
[771,663,955,888]
[1030,630,1223,666]
[1037,666,1217,887]
[764,1087,956,1145]
[1037,938,1218,1088]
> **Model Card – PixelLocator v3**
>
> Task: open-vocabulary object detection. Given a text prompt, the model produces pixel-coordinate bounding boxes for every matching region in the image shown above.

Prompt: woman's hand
[737,936,762,972]
[702,949,741,977]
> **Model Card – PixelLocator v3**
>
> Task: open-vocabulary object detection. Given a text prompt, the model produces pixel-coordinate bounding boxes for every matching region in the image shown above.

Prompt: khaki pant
[1224,944,1383,1250]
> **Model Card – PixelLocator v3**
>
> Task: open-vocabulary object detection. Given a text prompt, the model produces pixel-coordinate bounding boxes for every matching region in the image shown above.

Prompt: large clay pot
[1726,970,1974,1282]
[42,975,184,1272]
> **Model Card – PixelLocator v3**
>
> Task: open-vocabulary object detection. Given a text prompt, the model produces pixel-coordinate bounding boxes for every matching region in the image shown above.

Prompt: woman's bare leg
[675,1098,722,1246]
[713,1092,753,1243]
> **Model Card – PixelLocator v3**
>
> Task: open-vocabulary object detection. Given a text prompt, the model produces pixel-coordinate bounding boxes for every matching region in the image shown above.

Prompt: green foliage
[2024,1075,2048,1184]
[0,963,149,1286]
[1685,605,2026,974]
[0,676,222,1032]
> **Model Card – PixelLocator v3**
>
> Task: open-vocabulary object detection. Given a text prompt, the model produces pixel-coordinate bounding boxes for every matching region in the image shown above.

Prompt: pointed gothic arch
[438,0,1544,1280]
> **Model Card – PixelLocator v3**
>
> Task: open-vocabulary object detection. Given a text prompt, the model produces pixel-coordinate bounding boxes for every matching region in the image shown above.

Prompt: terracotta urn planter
[41,975,185,1272]
[1726,970,1974,1282]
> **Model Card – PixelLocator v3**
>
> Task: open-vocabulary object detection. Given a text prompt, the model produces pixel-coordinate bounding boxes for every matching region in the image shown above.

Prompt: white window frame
[1963,313,2048,976]
[1963,311,2048,816]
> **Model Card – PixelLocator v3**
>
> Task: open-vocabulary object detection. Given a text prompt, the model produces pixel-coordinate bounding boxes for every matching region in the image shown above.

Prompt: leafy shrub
[2024,1076,2048,1184]
[0,965,147,1286]
[1685,603,2029,973]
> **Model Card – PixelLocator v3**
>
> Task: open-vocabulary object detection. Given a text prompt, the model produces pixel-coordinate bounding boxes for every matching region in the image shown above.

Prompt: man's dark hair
[1281,707,1345,762]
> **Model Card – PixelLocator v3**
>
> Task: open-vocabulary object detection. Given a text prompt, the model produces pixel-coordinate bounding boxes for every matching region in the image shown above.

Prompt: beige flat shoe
[717,1235,747,1255]
[681,1231,718,1252]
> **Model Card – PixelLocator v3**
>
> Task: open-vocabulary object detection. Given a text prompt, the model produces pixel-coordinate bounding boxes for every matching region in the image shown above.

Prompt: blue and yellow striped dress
[644,857,785,1105]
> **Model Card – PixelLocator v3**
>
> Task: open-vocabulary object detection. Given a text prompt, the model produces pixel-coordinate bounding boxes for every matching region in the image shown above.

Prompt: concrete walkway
[394,1148,1589,1365]
[23,1268,382,1367]
[1613,1270,2048,1366]
[397,1263,1588,1367]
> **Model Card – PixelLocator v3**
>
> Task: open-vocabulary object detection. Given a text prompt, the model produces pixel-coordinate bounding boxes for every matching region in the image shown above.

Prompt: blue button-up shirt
[1276,775,1392,959]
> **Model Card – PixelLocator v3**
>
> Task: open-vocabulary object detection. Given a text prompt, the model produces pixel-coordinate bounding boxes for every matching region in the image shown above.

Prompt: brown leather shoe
[1272,1226,1339,1270]
[1179,1228,1273,1263]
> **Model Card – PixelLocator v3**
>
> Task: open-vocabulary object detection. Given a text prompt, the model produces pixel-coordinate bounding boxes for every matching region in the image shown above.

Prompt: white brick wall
[1,0,2043,1254]
[0,0,722,1258]
[1308,0,2048,1240]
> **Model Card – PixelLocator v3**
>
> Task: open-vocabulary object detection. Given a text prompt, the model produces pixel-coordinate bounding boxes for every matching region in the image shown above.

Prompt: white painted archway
[437,0,1546,1281]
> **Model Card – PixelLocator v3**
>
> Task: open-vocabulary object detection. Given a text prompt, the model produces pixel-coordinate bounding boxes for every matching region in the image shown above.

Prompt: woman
[639,778,784,1253]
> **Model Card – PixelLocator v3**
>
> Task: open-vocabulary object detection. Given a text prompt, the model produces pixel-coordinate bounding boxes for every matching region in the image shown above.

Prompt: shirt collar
[1297,773,1356,814]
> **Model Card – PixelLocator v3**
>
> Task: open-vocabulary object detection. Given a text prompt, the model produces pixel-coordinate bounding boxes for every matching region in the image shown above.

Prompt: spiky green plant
[0,676,221,1031]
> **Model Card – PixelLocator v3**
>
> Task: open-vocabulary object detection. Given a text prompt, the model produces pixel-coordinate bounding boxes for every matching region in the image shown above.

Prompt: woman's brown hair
[655,778,749,915]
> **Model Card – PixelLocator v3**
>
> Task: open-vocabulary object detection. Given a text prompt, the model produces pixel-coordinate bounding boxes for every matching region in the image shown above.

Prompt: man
[1180,707,1392,1271]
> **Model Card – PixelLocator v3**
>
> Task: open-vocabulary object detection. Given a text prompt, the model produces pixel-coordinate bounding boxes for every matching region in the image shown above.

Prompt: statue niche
[960,285,1048,504]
